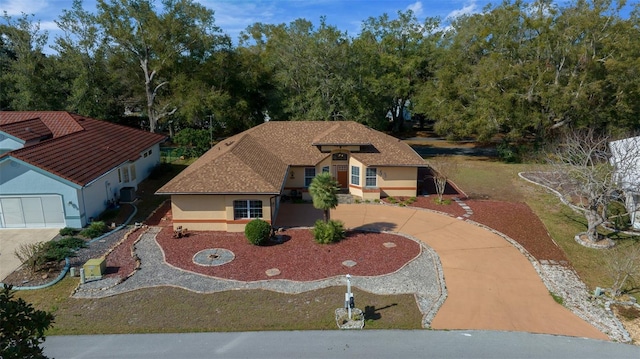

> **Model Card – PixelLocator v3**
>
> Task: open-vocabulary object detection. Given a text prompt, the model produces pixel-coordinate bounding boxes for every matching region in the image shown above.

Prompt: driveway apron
[332,204,608,340]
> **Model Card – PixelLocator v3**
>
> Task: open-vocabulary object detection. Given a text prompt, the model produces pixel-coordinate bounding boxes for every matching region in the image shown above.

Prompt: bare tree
[603,244,640,297]
[546,129,640,242]
[429,156,458,204]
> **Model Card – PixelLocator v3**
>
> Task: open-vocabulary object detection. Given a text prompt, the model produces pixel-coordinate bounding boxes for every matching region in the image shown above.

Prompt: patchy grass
[550,291,564,305]
[448,159,531,202]
[18,284,421,334]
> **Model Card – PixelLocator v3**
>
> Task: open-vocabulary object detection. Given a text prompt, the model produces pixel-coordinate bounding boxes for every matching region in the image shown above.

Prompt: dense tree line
[1,0,638,144]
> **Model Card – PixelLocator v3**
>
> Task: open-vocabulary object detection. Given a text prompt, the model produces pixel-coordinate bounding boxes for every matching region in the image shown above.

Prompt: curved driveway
[332,204,608,340]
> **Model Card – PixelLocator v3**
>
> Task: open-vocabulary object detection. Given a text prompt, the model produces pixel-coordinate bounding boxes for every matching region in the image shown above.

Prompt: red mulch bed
[104,228,144,278]
[465,200,568,262]
[155,226,421,281]
[104,201,172,278]
[145,201,173,227]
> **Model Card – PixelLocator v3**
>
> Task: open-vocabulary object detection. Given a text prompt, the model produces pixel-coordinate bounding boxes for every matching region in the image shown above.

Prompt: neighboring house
[0,111,166,229]
[157,121,426,232]
[610,135,640,230]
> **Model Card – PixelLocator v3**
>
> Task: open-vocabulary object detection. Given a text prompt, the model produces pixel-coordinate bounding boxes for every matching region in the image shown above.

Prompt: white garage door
[0,195,65,228]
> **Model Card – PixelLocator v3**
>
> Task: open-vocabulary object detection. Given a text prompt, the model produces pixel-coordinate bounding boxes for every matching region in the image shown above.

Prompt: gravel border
[72,227,447,329]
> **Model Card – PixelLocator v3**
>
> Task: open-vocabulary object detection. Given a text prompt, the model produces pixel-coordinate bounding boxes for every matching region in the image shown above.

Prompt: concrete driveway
[332,204,608,340]
[0,228,59,281]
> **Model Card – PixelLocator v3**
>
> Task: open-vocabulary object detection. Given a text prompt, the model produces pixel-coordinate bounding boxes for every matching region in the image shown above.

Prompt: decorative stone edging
[574,233,615,249]
[335,308,364,329]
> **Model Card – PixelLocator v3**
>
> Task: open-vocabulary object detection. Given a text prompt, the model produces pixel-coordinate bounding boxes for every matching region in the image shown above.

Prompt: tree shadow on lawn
[364,303,398,321]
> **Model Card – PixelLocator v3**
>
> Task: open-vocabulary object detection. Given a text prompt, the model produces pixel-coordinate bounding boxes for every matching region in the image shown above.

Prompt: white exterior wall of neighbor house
[0,144,162,229]
[610,136,640,230]
[0,159,80,228]
[81,144,162,227]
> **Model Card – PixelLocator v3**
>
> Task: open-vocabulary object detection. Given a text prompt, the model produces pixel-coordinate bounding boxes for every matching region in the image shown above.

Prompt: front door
[336,165,348,189]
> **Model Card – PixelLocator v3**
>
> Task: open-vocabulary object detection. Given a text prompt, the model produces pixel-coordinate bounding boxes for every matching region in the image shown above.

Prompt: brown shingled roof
[312,122,372,146]
[158,121,424,195]
[1,112,166,186]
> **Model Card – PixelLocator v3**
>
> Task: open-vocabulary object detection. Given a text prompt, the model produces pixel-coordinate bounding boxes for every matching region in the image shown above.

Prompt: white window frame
[130,164,137,181]
[304,167,316,187]
[233,200,263,219]
[365,167,377,187]
[351,166,360,186]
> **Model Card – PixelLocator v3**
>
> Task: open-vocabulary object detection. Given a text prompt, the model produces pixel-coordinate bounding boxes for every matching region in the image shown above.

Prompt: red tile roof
[158,121,425,195]
[0,112,166,186]
[0,111,84,137]
[0,118,53,143]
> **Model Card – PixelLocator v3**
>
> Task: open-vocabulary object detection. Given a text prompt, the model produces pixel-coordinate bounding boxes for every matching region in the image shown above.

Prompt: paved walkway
[332,204,608,340]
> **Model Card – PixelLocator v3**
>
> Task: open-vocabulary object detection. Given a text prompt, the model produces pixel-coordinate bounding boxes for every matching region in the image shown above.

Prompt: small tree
[308,172,340,222]
[429,156,458,203]
[0,284,54,359]
[603,245,640,297]
[546,129,640,242]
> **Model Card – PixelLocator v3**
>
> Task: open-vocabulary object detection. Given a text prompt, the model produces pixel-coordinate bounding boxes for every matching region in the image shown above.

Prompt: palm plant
[308,172,340,222]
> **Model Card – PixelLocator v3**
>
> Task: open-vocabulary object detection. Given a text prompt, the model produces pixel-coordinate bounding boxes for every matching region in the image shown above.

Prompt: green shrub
[80,221,108,238]
[388,196,397,203]
[374,199,381,203]
[244,219,271,246]
[312,220,346,244]
[59,227,78,236]
[40,242,74,263]
[57,237,86,250]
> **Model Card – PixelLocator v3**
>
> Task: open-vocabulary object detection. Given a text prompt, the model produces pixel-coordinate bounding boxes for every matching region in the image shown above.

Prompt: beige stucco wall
[348,162,418,199]
[378,166,418,198]
[171,194,273,232]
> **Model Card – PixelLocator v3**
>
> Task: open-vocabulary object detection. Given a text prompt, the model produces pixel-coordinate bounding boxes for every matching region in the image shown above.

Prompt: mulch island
[155,226,421,281]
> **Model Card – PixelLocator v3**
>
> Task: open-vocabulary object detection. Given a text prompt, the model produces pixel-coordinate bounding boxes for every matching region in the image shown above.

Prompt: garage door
[0,195,65,228]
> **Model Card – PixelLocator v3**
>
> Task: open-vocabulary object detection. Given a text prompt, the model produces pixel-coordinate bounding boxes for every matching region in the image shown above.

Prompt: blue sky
[1,0,635,52]
[1,0,494,50]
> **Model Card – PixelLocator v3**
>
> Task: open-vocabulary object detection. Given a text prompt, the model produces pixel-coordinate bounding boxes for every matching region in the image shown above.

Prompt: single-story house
[610,136,640,230]
[0,111,166,229]
[157,121,426,232]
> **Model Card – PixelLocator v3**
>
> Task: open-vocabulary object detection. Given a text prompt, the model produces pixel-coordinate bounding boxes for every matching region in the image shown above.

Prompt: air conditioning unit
[120,186,136,202]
